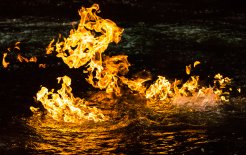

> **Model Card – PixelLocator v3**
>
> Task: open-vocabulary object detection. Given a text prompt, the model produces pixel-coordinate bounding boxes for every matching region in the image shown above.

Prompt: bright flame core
[33,76,106,123]
[51,3,123,69]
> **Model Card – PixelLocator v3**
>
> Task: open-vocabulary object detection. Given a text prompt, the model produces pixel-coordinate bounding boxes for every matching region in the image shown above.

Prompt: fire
[47,3,123,69]
[213,73,231,101]
[86,55,130,95]
[121,76,151,94]
[1,42,38,68]
[145,64,231,105]
[2,53,9,68]
[45,3,129,94]
[14,41,21,50]
[194,61,201,67]
[186,61,200,75]
[39,64,46,68]
[29,4,234,124]
[186,65,191,75]
[17,54,37,63]
[31,75,106,123]
[31,4,129,123]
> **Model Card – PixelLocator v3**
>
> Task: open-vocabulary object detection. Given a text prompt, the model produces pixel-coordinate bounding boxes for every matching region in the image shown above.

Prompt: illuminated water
[1,95,246,154]
[1,15,246,154]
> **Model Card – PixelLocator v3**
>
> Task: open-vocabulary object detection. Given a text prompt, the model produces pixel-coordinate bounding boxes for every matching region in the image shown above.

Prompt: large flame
[48,3,123,69]
[46,3,130,94]
[31,75,106,123]
[30,4,233,124]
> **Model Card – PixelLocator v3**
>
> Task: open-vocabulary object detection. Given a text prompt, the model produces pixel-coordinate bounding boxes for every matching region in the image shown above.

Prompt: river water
[0,12,246,154]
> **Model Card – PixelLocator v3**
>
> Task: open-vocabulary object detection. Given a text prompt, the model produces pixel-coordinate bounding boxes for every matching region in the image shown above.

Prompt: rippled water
[1,14,246,154]
[22,96,240,154]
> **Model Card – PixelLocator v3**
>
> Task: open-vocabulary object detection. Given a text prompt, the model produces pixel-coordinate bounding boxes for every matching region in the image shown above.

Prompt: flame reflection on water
[26,90,223,154]
[26,117,209,154]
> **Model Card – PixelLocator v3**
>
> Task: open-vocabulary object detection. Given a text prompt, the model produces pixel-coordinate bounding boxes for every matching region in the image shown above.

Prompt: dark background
[0,0,245,20]
[1,1,246,154]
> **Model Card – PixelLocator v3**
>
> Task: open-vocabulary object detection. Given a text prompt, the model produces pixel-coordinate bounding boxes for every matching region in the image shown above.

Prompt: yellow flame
[46,4,131,95]
[14,41,21,50]
[145,72,231,104]
[17,54,29,62]
[33,75,106,123]
[17,54,37,63]
[31,4,233,124]
[186,61,200,75]
[2,42,37,68]
[29,57,37,62]
[52,3,123,69]
[2,53,9,68]
[86,55,130,95]
[121,76,151,94]
[186,64,191,75]
[46,39,55,55]
[194,61,201,67]
[39,64,46,68]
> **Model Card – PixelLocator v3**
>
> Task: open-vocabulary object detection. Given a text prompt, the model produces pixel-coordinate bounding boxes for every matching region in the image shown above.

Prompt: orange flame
[186,64,191,75]
[32,76,106,123]
[145,72,231,105]
[51,3,123,69]
[2,53,9,68]
[31,4,234,124]
[17,54,37,63]
[194,61,201,67]
[39,64,46,68]
[2,42,38,68]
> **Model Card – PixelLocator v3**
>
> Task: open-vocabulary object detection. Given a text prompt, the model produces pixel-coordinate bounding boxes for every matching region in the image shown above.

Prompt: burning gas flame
[144,61,231,105]
[32,75,106,123]
[46,3,130,94]
[39,64,46,68]
[194,61,201,67]
[31,4,233,124]
[47,3,123,69]
[2,53,9,68]
[17,54,37,63]
[1,42,38,68]
[145,74,231,105]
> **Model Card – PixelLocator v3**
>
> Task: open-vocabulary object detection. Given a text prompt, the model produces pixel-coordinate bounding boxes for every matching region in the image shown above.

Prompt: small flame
[2,42,38,68]
[186,64,191,75]
[39,64,46,68]
[2,53,9,68]
[194,61,201,67]
[186,61,200,75]
[14,41,21,50]
[17,54,37,63]
[46,39,55,55]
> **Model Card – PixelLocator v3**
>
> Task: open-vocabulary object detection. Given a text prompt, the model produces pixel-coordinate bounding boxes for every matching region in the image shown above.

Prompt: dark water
[1,13,246,154]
